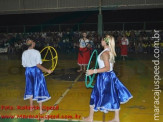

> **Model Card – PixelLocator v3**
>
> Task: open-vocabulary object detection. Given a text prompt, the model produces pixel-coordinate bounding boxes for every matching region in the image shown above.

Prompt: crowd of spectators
[0,30,163,55]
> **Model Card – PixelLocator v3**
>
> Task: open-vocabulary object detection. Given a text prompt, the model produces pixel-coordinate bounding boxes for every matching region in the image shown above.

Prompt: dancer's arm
[37,64,52,74]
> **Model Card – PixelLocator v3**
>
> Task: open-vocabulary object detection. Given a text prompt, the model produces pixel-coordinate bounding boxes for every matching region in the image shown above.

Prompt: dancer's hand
[47,70,53,74]
[86,70,94,76]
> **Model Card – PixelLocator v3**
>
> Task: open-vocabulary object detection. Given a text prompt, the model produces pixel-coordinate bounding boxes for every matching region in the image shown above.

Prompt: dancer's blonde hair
[104,35,117,63]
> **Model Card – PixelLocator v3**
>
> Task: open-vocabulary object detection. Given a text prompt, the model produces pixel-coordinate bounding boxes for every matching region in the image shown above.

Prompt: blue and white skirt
[24,66,51,103]
[90,71,133,113]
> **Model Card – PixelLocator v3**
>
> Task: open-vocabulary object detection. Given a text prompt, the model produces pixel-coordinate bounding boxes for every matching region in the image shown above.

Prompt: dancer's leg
[83,65,86,72]
[77,65,83,72]
[109,110,120,122]
[29,97,33,111]
[83,106,94,122]
[123,56,125,60]
[39,102,46,114]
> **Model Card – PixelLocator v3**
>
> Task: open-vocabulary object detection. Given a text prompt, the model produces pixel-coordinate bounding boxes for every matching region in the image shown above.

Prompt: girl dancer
[84,35,133,122]
[22,38,52,114]
[121,35,129,60]
[77,32,91,72]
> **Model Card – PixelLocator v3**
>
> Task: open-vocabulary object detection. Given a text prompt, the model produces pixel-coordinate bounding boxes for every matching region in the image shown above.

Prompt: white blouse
[97,48,113,72]
[79,38,89,48]
[22,49,42,67]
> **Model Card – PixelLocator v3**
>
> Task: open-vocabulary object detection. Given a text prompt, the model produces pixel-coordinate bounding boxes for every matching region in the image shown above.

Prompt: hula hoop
[85,50,98,88]
[40,46,58,76]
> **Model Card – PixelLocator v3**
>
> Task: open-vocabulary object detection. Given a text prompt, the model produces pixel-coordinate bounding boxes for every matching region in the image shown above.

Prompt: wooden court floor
[0,53,162,122]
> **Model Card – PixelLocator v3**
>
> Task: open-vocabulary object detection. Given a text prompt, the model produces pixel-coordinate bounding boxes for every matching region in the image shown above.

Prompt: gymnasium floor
[0,52,162,122]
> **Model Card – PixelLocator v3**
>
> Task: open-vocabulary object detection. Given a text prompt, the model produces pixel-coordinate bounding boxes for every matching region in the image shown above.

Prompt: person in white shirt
[22,38,52,114]
[83,35,133,122]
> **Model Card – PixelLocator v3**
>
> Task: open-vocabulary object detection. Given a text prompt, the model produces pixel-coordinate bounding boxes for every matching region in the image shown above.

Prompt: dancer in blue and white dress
[84,35,133,122]
[22,38,52,114]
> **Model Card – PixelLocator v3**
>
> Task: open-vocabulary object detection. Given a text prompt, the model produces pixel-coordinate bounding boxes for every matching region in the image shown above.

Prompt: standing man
[77,32,91,72]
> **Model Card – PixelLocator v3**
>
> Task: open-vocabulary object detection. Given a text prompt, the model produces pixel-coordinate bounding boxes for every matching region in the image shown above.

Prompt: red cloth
[121,45,128,56]
[78,47,90,65]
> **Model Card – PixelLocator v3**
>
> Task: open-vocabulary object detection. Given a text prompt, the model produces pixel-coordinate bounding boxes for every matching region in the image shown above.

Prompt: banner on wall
[0,48,8,53]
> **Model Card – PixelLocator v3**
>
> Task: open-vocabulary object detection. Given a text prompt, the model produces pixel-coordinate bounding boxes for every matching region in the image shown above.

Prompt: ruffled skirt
[90,71,133,113]
[24,66,51,103]
[121,45,128,56]
[78,47,91,65]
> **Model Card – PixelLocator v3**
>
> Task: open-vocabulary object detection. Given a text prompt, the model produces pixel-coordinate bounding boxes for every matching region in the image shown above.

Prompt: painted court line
[41,72,83,122]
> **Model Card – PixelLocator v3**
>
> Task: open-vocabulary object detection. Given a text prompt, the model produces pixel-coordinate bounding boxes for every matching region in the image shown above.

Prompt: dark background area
[0,8,163,26]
